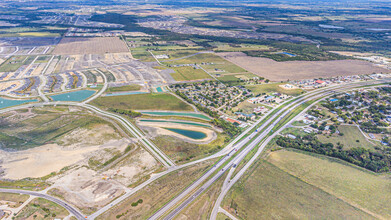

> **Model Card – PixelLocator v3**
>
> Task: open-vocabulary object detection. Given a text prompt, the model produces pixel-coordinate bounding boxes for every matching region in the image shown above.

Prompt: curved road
[0,188,85,219]
[148,79,391,220]
[0,78,389,220]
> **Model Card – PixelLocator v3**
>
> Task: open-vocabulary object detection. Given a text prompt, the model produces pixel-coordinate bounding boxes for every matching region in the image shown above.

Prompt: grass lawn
[223,157,374,220]
[246,83,304,96]
[106,84,141,93]
[91,93,193,111]
[170,66,211,81]
[15,198,69,220]
[318,125,376,150]
[268,149,391,219]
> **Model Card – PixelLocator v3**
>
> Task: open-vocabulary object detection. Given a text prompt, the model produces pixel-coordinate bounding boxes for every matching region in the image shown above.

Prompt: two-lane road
[0,188,85,219]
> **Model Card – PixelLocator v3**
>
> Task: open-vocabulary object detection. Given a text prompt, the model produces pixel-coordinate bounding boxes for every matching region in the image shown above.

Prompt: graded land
[219,52,387,81]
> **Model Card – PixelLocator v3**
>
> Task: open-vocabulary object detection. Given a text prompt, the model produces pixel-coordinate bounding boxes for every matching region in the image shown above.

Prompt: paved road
[149,79,391,220]
[82,68,108,104]
[0,79,388,220]
[210,92,337,220]
[0,188,85,219]
[149,88,334,219]
[208,80,391,220]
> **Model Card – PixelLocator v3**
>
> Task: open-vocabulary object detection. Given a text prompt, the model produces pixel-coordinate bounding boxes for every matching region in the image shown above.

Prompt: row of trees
[109,108,142,118]
[276,135,390,173]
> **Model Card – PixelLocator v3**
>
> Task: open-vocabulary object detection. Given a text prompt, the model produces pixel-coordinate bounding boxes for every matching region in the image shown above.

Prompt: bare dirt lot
[218,52,388,81]
[52,37,129,55]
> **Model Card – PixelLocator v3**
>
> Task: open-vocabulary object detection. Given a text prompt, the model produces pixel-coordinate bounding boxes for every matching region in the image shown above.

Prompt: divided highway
[149,79,390,220]
[0,78,389,220]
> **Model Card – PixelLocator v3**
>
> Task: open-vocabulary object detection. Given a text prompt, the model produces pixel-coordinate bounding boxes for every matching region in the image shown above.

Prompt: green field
[106,84,141,93]
[230,100,270,116]
[165,52,247,74]
[211,42,271,52]
[35,55,52,63]
[153,133,227,162]
[170,66,211,81]
[92,93,193,111]
[0,107,119,150]
[223,154,377,219]
[246,83,304,96]
[318,125,376,150]
[0,55,36,72]
[268,149,391,219]
[153,50,201,60]
[15,198,69,220]
[280,127,309,137]
[132,50,155,62]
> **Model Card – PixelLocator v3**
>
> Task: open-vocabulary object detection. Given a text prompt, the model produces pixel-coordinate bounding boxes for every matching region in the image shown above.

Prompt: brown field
[52,37,129,55]
[218,52,388,81]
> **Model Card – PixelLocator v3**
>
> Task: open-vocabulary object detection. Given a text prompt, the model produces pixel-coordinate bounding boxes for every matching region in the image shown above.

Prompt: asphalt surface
[149,79,391,220]
[0,78,389,220]
[0,188,85,219]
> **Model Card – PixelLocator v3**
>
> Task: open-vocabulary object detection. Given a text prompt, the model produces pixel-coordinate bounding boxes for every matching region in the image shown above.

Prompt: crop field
[267,149,391,219]
[52,37,129,55]
[153,133,227,162]
[318,125,377,150]
[223,158,374,220]
[15,198,69,220]
[219,52,387,81]
[246,83,304,96]
[170,66,211,81]
[96,159,217,220]
[91,93,193,111]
